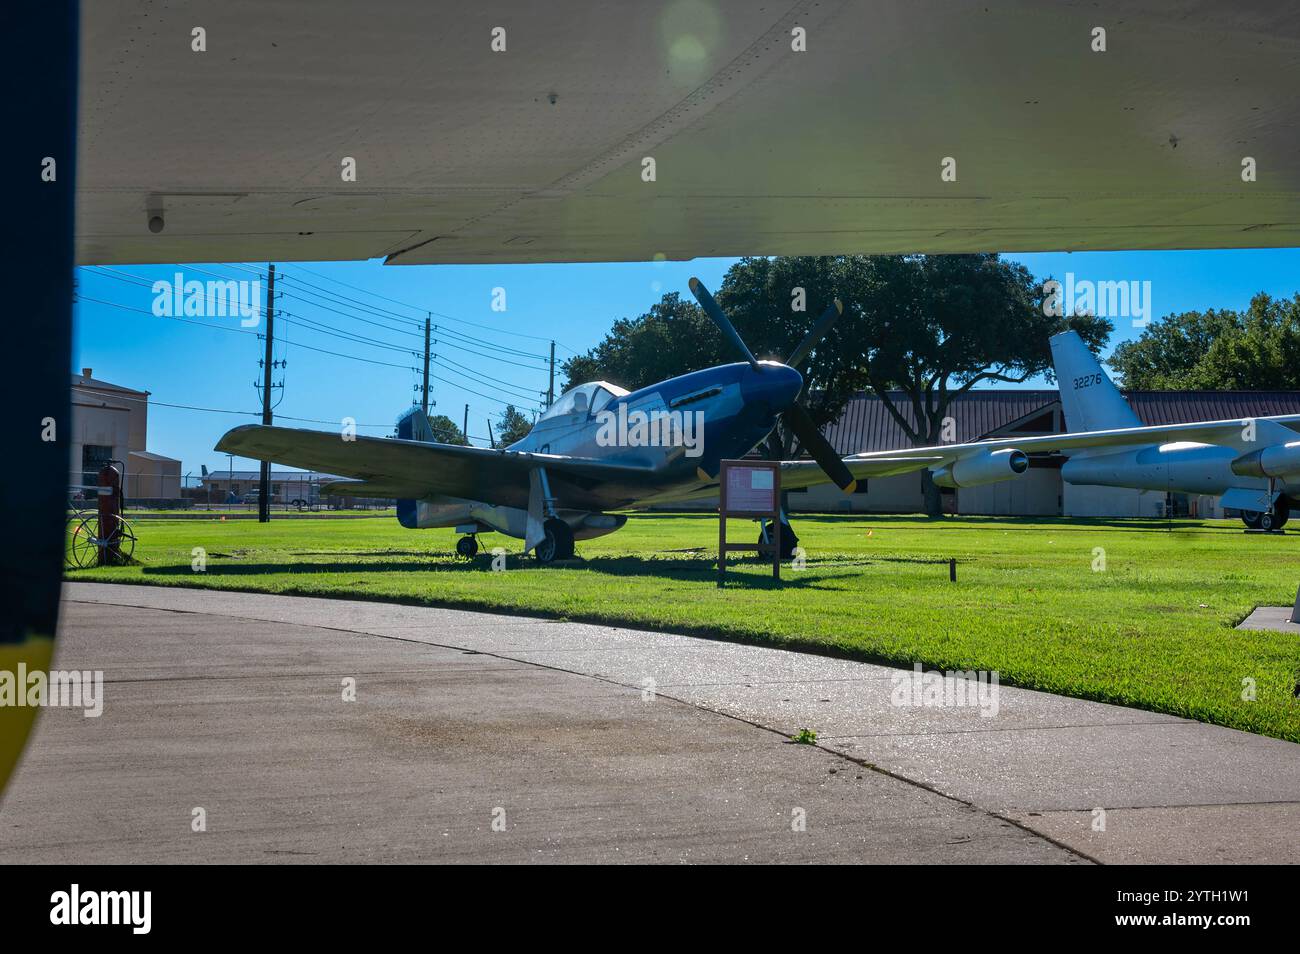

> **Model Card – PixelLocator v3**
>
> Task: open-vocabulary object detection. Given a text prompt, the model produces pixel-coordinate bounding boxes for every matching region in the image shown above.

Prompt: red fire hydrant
[97,462,122,566]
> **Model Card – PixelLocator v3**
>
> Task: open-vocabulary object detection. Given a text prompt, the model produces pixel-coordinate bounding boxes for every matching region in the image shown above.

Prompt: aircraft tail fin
[397,406,437,444]
[1049,331,1141,433]
[394,407,435,528]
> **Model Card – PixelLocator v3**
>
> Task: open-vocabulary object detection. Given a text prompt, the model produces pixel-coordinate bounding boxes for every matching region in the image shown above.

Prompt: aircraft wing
[847,413,1300,466]
[779,455,948,491]
[774,413,1300,494]
[79,2,1300,264]
[214,424,661,511]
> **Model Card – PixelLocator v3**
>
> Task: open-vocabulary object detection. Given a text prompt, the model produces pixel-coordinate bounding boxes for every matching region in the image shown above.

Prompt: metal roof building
[801,388,1300,518]
[824,390,1300,457]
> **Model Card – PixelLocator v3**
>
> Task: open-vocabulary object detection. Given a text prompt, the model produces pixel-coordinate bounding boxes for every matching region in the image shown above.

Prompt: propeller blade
[783,403,857,493]
[785,299,843,369]
[688,277,760,370]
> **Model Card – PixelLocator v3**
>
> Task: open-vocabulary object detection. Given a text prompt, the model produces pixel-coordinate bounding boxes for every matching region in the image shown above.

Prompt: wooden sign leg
[772,517,781,580]
[718,513,726,588]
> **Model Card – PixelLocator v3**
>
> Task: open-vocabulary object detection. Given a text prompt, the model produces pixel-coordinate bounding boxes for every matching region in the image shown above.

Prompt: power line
[77,270,564,428]
[280,261,579,350]
[169,264,552,373]
[74,292,417,371]
[70,385,495,443]
[82,268,550,399]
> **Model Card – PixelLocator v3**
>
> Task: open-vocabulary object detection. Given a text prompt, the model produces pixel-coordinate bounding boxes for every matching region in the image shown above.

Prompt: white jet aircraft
[1050,330,1300,530]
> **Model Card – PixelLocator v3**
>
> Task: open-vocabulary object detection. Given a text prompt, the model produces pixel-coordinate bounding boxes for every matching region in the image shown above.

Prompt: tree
[561,292,722,392]
[1109,293,1300,390]
[852,254,1111,515]
[426,414,468,446]
[495,404,533,446]
[563,254,1110,515]
[714,256,870,462]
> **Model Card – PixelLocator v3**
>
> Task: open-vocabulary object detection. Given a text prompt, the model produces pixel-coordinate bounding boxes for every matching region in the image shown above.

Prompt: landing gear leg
[528,467,576,564]
[456,535,479,558]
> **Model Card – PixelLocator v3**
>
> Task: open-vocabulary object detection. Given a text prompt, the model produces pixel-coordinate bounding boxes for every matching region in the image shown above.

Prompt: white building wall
[957,467,1061,516]
[1063,483,1161,517]
[68,402,132,489]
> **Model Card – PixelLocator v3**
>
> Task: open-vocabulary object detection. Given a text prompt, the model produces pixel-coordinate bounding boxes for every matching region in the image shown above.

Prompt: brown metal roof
[1124,392,1300,426]
[825,390,1059,454]
[824,390,1300,455]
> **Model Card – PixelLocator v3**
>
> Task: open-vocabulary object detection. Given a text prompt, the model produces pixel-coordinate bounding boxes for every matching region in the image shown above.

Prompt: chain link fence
[68,473,394,512]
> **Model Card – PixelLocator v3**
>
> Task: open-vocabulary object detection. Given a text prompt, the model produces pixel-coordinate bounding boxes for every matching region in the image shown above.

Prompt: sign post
[718,459,781,587]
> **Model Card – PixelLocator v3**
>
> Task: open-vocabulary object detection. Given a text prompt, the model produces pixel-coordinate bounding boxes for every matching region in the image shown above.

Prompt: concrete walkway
[3,583,1297,863]
[1237,604,1300,635]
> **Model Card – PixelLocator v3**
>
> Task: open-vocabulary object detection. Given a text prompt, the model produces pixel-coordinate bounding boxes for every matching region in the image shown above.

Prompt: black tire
[456,535,479,558]
[758,521,799,561]
[535,518,575,564]
[1259,510,1277,532]
[1242,511,1263,529]
[1273,496,1292,530]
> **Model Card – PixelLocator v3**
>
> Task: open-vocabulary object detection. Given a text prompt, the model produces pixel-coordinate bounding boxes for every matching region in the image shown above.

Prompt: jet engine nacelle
[1231,441,1300,480]
[931,448,1029,488]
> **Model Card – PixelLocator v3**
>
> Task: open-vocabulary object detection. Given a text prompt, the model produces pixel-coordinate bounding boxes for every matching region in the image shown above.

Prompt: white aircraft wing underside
[78,1,1300,265]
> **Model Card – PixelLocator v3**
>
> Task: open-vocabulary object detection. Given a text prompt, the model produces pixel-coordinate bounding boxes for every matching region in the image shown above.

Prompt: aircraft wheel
[535,519,574,564]
[1258,511,1277,532]
[455,535,479,558]
[758,521,799,561]
[1242,511,1263,529]
[1272,497,1292,530]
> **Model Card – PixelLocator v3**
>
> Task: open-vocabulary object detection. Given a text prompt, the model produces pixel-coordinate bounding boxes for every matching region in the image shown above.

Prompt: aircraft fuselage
[408,360,803,538]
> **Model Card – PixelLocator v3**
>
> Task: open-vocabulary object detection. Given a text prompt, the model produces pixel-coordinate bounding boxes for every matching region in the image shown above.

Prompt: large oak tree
[1109,293,1300,390]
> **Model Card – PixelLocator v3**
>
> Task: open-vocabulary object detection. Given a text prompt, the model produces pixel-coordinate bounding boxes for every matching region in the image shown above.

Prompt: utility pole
[258,264,276,523]
[422,314,432,415]
[546,340,556,407]
[463,403,469,445]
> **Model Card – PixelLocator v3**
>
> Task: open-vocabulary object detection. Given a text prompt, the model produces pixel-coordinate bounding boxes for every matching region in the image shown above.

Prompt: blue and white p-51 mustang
[216,279,1300,562]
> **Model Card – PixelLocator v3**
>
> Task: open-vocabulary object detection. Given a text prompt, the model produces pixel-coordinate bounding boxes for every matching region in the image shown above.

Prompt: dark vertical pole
[4,0,78,794]
[547,340,556,407]
[422,314,431,415]
[463,403,469,444]
[772,466,782,581]
[717,464,727,588]
[258,264,276,522]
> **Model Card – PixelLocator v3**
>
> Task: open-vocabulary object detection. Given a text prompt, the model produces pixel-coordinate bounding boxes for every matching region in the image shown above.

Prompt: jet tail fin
[1049,331,1141,433]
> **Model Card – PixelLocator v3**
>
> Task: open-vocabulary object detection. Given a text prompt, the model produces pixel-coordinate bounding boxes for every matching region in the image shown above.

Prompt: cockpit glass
[538,382,628,422]
[589,386,618,415]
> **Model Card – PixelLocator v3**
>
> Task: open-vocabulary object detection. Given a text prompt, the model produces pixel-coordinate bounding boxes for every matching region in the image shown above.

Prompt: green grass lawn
[66,512,1300,741]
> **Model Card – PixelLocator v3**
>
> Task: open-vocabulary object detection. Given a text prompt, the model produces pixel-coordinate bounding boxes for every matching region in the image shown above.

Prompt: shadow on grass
[137,553,924,589]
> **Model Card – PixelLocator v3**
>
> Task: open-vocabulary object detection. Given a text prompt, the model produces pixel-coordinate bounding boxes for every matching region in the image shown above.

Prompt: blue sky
[73,249,1300,476]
